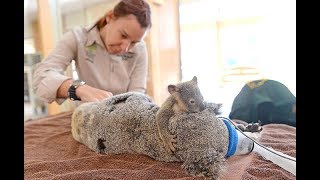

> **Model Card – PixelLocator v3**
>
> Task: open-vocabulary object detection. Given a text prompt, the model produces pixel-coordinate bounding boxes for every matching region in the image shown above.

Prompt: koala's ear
[213,103,223,115]
[192,76,198,84]
[216,103,223,110]
[168,85,177,94]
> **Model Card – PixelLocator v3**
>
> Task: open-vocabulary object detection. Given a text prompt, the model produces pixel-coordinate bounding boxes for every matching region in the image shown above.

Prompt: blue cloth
[222,119,238,157]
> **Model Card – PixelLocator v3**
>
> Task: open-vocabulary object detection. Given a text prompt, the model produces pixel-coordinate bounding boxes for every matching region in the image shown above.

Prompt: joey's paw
[236,124,246,132]
[163,134,177,154]
[170,134,177,151]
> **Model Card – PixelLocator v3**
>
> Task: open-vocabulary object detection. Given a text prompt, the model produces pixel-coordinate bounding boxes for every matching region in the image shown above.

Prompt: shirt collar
[85,23,105,48]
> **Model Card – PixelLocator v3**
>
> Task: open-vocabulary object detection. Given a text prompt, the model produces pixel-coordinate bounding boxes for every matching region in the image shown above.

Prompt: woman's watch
[68,80,86,101]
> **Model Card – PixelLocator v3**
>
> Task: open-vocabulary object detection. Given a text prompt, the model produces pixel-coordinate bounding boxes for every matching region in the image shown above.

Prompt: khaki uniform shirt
[33,23,148,104]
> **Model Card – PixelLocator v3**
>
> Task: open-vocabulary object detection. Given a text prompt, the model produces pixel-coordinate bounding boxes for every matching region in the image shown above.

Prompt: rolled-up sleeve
[128,42,148,93]
[32,30,77,104]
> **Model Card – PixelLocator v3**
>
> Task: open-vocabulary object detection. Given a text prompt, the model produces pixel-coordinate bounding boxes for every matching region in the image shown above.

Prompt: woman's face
[100,11,148,55]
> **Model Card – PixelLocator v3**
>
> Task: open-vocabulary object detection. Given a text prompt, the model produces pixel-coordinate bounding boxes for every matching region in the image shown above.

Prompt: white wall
[179,0,296,117]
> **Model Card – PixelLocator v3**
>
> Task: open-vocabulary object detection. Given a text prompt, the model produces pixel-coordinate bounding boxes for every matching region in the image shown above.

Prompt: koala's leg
[245,122,263,132]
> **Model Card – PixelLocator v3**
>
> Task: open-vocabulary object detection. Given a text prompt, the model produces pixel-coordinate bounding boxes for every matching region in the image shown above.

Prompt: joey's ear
[192,76,198,84]
[216,103,223,110]
[168,85,177,94]
[212,103,223,115]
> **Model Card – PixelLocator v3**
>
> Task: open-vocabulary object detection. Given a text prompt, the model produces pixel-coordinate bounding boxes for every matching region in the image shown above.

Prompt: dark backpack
[229,79,296,127]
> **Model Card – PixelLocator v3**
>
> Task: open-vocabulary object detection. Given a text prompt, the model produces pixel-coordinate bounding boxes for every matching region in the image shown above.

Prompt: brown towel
[24,112,296,179]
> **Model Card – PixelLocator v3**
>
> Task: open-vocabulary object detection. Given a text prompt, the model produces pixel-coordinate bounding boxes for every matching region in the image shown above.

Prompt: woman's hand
[76,85,113,102]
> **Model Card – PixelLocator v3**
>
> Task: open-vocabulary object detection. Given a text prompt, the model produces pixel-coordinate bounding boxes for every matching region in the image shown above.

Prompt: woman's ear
[106,10,114,23]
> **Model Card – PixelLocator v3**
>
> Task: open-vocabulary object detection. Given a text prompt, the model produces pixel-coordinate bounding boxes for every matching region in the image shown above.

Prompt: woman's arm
[32,30,77,104]
[57,79,113,102]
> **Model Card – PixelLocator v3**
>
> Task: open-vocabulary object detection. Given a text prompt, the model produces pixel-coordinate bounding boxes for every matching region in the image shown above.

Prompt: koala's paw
[236,124,247,132]
[162,134,177,154]
[245,122,263,132]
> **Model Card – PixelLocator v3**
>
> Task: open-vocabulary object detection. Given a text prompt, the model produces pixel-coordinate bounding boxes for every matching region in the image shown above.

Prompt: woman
[33,0,152,105]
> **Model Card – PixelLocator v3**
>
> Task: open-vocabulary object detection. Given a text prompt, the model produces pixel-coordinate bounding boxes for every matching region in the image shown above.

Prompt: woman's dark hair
[96,0,152,29]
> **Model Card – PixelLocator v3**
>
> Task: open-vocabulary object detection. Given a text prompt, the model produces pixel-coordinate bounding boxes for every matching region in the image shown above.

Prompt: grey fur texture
[71,92,229,179]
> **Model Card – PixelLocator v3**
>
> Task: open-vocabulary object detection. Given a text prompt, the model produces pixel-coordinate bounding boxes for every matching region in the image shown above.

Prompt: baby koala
[156,76,205,154]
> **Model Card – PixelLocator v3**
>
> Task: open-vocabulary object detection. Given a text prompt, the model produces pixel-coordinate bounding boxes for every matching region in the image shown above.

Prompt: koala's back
[170,108,229,178]
[170,109,229,157]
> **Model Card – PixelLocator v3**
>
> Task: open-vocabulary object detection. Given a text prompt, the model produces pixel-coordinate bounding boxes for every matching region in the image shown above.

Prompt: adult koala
[71,92,234,179]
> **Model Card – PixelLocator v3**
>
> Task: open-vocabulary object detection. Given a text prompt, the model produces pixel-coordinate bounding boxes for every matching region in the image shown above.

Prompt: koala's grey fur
[71,92,229,179]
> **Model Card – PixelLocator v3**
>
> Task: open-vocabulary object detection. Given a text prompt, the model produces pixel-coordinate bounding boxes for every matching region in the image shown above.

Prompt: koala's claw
[163,142,173,154]
[163,134,177,154]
